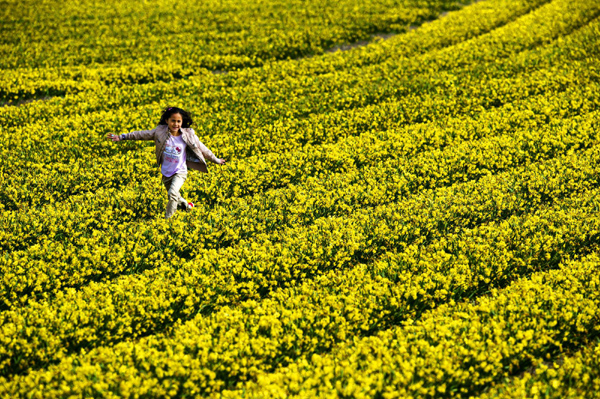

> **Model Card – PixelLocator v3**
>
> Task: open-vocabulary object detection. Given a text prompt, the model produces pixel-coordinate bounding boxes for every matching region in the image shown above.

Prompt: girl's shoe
[186,202,194,212]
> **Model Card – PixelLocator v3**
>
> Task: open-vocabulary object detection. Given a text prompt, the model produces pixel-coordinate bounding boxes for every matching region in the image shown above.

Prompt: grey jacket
[122,124,219,173]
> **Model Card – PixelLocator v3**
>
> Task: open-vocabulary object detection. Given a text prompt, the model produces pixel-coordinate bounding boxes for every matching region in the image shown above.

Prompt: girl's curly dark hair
[158,107,194,128]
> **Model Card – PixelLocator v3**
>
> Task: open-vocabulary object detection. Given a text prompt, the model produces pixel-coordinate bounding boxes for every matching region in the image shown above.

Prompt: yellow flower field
[1,0,600,397]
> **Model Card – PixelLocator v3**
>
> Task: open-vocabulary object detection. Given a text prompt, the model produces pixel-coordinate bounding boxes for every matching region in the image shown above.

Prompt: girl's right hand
[107,133,121,142]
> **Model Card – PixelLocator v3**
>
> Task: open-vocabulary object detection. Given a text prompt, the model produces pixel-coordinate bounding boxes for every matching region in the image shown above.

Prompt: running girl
[107,106,226,219]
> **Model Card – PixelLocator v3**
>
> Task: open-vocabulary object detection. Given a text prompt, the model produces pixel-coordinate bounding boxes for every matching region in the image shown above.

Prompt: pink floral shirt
[161,134,187,177]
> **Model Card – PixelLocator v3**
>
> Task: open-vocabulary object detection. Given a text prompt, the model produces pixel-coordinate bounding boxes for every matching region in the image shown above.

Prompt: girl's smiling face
[167,113,183,133]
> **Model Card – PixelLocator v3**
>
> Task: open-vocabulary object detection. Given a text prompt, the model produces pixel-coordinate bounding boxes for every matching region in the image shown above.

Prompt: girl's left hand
[218,158,227,165]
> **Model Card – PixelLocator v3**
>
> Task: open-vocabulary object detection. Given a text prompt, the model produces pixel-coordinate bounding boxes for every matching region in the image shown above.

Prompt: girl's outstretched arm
[188,131,226,165]
[197,141,226,165]
[106,128,157,142]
